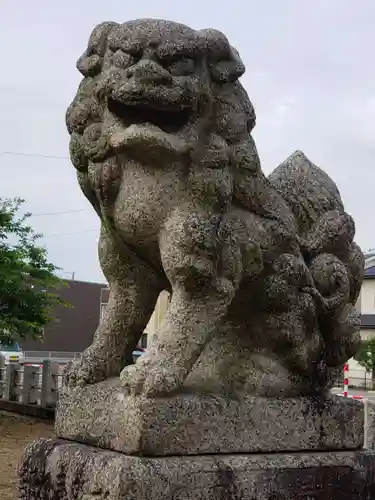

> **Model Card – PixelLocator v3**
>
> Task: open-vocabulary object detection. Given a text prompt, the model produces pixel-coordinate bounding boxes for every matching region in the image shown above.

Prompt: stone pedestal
[19,438,375,499]
[55,379,364,455]
[18,381,375,499]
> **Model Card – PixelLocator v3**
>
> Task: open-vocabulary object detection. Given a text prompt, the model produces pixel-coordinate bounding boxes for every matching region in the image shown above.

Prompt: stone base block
[55,378,364,455]
[19,438,375,500]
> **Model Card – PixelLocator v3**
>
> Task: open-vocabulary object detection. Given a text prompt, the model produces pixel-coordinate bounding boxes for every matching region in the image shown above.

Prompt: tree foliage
[354,337,375,378]
[0,197,67,342]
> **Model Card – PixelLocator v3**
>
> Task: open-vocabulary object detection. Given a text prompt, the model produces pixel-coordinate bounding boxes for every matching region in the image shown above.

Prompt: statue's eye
[164,57,195,76]
[111,50,137,69]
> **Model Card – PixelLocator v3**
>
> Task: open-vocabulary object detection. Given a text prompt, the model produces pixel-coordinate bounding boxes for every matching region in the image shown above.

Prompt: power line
[1,150,96,235]
[2,151,69,160]
[43,229,98,238]
[2,152,90,216]
[32,209,87,217]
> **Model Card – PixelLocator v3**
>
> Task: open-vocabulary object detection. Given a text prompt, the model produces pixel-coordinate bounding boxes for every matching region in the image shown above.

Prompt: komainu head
[66,19,259,178]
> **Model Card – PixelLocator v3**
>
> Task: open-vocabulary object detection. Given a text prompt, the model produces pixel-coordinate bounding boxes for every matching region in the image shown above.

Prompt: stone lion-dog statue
[64,18,363,398]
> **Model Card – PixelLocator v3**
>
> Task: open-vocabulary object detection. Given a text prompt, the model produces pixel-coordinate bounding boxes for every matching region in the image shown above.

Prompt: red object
[343,363,349,397]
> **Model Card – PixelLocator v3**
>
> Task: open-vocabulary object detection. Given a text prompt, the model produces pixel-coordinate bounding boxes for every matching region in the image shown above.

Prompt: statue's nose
[126,59,172,84]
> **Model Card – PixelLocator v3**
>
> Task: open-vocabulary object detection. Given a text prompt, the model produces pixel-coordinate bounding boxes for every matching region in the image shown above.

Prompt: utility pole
[61,271,76,280]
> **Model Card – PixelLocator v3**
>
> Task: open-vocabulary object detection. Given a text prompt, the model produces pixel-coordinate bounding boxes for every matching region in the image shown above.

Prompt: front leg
[63,224,161,387]
[121,278,235,396]
[120,208,238,396]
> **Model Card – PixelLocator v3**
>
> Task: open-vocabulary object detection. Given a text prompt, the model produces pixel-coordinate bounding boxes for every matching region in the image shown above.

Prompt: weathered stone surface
[19,439,375,500]
[62,18,364,399]
[55,380,364,455]
[365,399,375,450]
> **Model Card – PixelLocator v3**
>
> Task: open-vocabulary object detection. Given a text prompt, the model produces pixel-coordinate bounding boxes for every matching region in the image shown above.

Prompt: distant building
[21,279,106,353]
[347,252,375,386]
[20,279,169,354]
[99,286,170,349]
[144,291,170,346]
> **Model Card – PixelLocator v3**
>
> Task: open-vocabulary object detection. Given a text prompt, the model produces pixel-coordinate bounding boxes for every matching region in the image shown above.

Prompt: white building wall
[346,273,375,385]
[347,328,375,387]
[144,290,170,345]
[360,280,375,314]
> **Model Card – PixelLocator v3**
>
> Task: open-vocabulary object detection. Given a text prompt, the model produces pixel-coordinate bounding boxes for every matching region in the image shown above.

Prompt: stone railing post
[41,360,59,408]
[4,362,22,402]
[22,364,42,405]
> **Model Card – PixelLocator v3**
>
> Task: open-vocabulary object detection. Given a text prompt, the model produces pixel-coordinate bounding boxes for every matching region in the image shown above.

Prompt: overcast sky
[1,1,374,283]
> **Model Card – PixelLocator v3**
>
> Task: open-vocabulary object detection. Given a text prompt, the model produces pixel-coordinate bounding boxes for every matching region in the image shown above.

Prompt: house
[144,291,170,345]
[20,279,169,355]
[347,251,375,386]
[21,279,107,354]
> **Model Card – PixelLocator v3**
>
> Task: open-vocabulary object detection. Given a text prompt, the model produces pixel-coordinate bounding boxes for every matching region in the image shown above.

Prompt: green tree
[0,197,67,342]
[354,337,375,388]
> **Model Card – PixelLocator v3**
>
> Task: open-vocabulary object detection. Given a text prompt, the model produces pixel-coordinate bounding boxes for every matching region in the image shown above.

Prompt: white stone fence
[0,355,62,411]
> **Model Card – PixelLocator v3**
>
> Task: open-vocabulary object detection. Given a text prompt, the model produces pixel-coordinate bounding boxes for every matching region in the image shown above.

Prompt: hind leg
[63,224,161,387]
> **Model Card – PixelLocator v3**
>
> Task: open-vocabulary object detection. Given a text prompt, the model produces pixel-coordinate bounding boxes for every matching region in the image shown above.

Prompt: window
[0,340,21,352]
[101,304,107,319]
[140,333,148,348]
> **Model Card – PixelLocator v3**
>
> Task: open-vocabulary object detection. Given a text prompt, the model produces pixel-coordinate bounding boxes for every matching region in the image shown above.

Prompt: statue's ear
[209,46,245,83]
[198,29,245,83]
[76,21,118,77]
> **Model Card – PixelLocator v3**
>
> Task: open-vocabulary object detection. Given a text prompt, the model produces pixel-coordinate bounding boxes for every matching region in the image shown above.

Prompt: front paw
[62,358,88,388]
[62,355,106,388]
[120,364,148,396]
[120,362,181,397]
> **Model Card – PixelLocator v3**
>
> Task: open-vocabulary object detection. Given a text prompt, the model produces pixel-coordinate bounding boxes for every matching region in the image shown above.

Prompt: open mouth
[107,98,191,134]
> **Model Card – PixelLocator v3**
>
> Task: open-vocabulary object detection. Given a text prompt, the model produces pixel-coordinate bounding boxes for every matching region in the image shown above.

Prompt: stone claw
[62,352,110,388]
[120,364,148,396]
[62,358,91,388]
[120,359,184,397]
